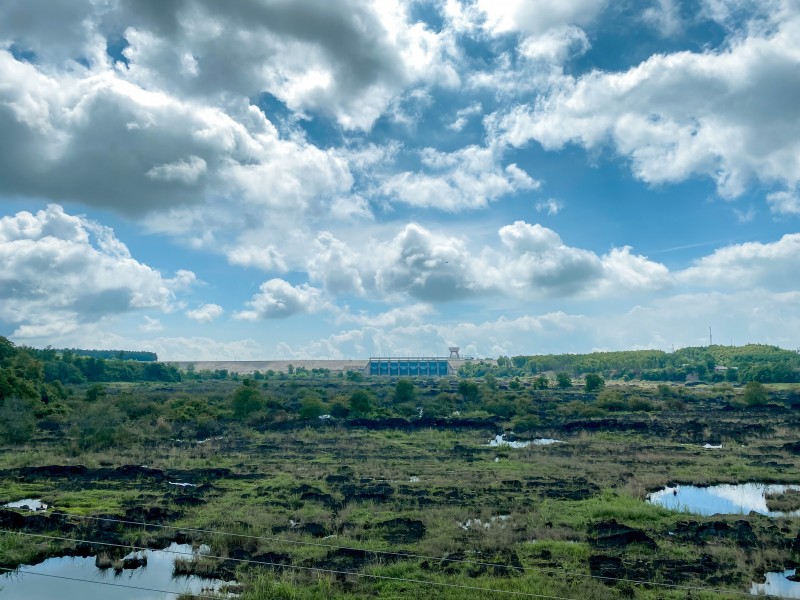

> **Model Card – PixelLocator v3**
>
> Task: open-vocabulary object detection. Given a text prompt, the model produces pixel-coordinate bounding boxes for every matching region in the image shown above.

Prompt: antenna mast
[709,326,712,346]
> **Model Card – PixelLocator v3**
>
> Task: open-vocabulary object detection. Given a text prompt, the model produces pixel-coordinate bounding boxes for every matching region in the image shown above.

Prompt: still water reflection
[0,543,231,600]
[648,483,800,517]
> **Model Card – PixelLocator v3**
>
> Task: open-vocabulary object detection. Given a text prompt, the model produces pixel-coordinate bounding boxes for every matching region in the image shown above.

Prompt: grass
[2,379,800,599]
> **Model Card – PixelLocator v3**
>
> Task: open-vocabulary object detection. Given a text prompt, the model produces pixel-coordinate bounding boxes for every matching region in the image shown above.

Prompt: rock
[672,520,757,548]
[0,509,25,529]
[374,517,426,543]
[590,520,657,550]
[112,465,165,481]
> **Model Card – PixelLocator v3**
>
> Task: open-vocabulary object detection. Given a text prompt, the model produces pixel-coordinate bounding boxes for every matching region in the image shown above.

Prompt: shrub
[0,397,36,443]
[743,381,768,406]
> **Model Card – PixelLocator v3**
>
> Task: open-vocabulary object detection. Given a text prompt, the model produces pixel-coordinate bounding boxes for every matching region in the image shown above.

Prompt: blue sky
[1,0,799,360]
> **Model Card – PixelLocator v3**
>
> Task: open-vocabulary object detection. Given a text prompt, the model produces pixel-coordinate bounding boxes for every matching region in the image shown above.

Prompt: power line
[0,530,578,600]
[0,565,224,599]
[0,524,764,598]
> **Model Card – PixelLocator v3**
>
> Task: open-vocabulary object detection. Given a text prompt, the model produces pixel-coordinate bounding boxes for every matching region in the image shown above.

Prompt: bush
[743,381,768,406]
[349,390,373,416]
[512,415,541,432]
[584,373,605,392]
[0,397,36,443]
[299,396,325,419]
[231,386,264,419]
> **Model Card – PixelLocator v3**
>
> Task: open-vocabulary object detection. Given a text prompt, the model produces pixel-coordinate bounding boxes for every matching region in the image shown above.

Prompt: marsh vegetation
[2,337,800,599]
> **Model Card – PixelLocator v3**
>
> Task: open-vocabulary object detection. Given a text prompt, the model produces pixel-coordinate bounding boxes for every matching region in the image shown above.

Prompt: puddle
[0,543,234,600]
[3,499,48,511]
[648,483,800,516]
[751,569,800,598]
[409,476,420,482]
[488,434,564,448]
[702,443,723,449]
[167,482,197,488]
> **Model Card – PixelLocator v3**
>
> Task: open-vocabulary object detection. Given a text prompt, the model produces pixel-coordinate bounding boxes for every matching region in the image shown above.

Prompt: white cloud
[380,145,539,211]
[494,221,671,298]
[235,279,328,320]
[679,234,800,290]
[642,0,683,36]
[140,316,164,332]
[496,3,800,199]
[0,205,192,338]
[186,303,224,323]
[518,26,590,64]
[535,198,565,215]
[146,156,207,184]
[476,0,609,36]
[372,223,491,301]
[337,303,436,328]
[307,232,365,296]
[447,102,483,132]
[227,245,288,272]
[767,190,800,215]
[114,0,460,131]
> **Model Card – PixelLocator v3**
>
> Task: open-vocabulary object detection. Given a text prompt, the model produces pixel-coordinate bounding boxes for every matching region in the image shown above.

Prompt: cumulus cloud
[235,279,328,320]
[475,0,608,36]
[0,205,193,338]
[0,50,355,217]
[767,190,800,215]
[307,221,670,304]
[496,2,800,199]
[307,232,365,295]
[679,234,800,290]
[372,223,491,301]
[186,303,224,323]
[380,146,539,211]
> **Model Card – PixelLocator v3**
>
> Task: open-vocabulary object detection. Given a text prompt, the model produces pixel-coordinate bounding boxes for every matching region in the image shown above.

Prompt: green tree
[299,395,325,419]
[533,376,549,390]
[458,380,480,404]
[483,373,498,390]
[231,385,264,418]
[85,384,106,402]
[394,379,416,404]
[0,398,36,443]
[556,372,572,389]
[349,390,373,416]
[584,373,605,392]
[743,381,768,406]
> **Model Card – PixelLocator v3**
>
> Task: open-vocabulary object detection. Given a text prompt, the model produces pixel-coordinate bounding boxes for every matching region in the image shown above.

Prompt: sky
[1,0,799,361]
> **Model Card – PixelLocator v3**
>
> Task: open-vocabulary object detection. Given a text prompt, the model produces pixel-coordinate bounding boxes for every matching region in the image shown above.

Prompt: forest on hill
[462,344,800,383]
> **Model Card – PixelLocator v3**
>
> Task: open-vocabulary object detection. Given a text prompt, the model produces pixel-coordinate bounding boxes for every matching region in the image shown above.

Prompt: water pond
[2,499,47,511]
[648,483,800,517]
[751,569,800,598]
[0,543,234,600]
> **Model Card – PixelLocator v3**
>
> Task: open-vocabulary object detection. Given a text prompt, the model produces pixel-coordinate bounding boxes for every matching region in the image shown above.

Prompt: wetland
[2,340,800,599]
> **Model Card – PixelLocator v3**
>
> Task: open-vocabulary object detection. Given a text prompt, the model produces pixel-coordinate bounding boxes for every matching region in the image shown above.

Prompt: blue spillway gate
[366,358,451,377]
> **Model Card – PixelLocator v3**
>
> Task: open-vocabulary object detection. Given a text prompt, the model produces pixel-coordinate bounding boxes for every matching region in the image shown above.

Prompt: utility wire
[0,526,762,599]
[0,565,224,599]
[42,510,762,596]
[0,530,578,600]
